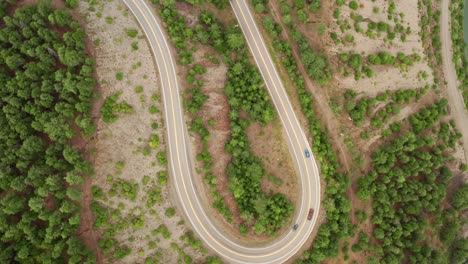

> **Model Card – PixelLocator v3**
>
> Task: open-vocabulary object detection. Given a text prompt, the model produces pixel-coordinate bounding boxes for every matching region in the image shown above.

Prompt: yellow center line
[126,0,321,262]
[232,0,315,251]
[128,1,275,261]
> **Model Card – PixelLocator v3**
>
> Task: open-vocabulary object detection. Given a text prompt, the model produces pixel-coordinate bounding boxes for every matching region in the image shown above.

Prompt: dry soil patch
[76,0,208,263]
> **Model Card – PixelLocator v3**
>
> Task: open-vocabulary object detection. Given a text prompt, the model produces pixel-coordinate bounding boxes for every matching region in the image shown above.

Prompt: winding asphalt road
[441,0,468,163]
[124,0,321,262]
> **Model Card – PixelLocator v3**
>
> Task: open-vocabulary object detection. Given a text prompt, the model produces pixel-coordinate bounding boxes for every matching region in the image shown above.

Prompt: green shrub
[165,207,176,217]
[149,134,160,149]
[135,86,144,93]
[149,105,159,114]
[105,16,113,24]
[126,29,138,38]
[65,0,78,8]
[156,151,167,165]
[349,1,358,10]
[116,72,124,80]
[157,171,168,185]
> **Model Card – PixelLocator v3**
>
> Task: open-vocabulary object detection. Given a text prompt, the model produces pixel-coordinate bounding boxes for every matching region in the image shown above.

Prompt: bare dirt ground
[75,0,210,263]
[440,0,468,164]
[325,0,434,95]
[182,44,246,237]
[247,121,298,204]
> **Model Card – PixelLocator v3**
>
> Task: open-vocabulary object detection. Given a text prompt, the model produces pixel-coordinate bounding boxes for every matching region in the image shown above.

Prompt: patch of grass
[101,91,134,122]
[157,171,167,185]
[268,174,282,186]
[105,16,113,24]
[156,151,167,165]
[140,95,146,104]
[149,105,159,114]
[134,86,144,93]
[131,42,139,51]
[116,72,124,81]
[126,29,138,38]
[115,161,125,169]
[165,207,176,217]
[149,134,160,149]
[142,148,151,156]
[142,175,150,185]
[317,24,327,35]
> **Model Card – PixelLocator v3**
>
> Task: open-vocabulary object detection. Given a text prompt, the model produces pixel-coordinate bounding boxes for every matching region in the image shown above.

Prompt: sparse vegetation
[101,91,134,122]
[126,28,139,37]
[448,0,468,107]
[105,16,113,24]
[156,151,167,165]
[165,207,176,217]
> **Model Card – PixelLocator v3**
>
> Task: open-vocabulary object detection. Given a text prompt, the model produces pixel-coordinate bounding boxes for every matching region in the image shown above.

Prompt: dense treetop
[0,2,95,263]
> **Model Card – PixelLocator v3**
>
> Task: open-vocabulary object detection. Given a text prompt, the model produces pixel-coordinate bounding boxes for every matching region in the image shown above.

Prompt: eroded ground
[77,0,213,262]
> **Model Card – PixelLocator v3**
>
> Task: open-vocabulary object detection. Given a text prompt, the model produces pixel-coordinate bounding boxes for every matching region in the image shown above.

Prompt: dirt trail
[441,0,468,163]
[77,176,104,264]
[268,2,351,172]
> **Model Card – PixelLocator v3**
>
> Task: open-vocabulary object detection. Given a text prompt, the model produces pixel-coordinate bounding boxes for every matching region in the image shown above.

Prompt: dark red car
[307,208,314,220]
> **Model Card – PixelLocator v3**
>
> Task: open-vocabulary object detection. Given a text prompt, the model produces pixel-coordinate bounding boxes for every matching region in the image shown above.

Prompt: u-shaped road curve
[123,0,321,263]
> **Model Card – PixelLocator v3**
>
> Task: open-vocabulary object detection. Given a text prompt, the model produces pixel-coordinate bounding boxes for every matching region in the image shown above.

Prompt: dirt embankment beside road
[441,0,468,164]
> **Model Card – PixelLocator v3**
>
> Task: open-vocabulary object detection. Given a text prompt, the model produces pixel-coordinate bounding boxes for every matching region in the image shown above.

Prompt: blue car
[304,149,310,158]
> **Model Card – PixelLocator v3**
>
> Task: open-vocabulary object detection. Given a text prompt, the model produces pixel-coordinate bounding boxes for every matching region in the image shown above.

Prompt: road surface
[441,0,468,163]
[124,0,321,262]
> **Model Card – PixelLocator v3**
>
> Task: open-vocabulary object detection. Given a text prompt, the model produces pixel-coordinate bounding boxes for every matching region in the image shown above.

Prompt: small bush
[116,72,124,80]
[126,29,138,38]
[135,86,144,93]
[349,1,358,10]
[115,162,125,169]
[157,171,168,185]
[149,105,159,114]
[100,91,133,122]
[149,134,160,149]
[156,152,167,165]
[65,0,79,9]
[105,16,113,24]
[165,207,176,217]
